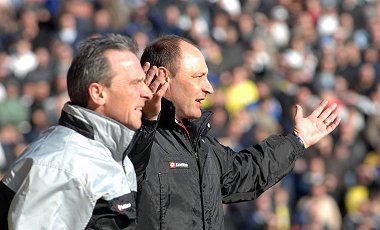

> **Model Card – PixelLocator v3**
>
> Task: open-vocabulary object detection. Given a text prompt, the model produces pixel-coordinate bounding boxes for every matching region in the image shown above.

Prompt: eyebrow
[136,73,147,82]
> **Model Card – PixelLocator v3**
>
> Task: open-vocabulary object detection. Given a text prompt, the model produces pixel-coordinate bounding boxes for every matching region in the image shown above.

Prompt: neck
[175,115,183,123]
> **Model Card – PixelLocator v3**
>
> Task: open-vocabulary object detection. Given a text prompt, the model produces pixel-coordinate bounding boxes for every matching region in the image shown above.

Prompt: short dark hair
[140,35,194,76]
[67,34,138,107]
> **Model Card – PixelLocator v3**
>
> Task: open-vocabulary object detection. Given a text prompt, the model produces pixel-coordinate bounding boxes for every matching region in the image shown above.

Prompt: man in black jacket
[133,35,341,230]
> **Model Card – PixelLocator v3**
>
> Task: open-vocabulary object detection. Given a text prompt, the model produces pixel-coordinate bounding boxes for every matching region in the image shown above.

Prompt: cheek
[118,91,133,110]
[125,87,139,101]
[169,80,196,104]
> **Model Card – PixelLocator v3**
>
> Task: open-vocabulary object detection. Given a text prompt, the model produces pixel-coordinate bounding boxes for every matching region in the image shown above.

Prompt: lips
[195,99,204,109]
[135,104,144,111]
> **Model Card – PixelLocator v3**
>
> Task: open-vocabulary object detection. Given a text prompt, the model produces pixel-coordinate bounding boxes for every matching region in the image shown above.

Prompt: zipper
[179,125,204,228]
[178,113,212,229]
[194,150,205,229]
[122,131,140,174]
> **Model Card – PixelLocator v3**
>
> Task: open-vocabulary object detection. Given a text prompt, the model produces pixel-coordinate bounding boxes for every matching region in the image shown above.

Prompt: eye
[195,73,207,79]
[132,77,144,85]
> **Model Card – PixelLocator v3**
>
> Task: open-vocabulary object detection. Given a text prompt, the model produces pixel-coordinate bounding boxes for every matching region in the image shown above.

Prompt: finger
[155,81,169,97]
[319,103,338,121]
[323,106,340,125]
[311,100,329,118]
[326,117,341,133]
[146,82,168,111]
[149,71,166,93]
[145,65,158,85]
[142,62,150,73]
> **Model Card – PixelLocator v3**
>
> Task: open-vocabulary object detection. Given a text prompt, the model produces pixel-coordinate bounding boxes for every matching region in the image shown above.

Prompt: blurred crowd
[1,0,380,229]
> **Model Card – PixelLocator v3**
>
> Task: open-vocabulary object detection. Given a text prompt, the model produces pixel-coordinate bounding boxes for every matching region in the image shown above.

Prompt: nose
[141,82,153,100]
[203,78,214,95]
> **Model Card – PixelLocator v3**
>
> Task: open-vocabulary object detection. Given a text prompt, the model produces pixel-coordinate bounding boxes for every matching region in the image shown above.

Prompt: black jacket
[133,99,305,230]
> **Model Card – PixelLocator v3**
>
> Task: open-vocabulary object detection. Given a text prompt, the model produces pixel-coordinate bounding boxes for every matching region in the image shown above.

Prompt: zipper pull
[194,151,199,161]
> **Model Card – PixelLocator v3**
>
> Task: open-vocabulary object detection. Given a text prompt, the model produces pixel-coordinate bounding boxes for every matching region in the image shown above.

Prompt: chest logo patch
[116,203,131,212]
[169,161,189,169]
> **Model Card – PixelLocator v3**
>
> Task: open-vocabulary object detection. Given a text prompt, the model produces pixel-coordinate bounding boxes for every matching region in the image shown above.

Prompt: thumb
[294,104,303,120]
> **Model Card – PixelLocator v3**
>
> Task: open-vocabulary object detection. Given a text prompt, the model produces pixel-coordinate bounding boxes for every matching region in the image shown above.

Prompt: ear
[158,67,171,82]
[88,83,107,106]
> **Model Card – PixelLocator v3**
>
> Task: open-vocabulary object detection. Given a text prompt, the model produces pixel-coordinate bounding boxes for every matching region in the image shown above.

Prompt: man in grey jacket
[0,34,167,229]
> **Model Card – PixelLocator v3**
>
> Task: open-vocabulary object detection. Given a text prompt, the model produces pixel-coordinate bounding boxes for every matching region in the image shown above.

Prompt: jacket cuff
[142,116,159,129]
[286,134,306,158]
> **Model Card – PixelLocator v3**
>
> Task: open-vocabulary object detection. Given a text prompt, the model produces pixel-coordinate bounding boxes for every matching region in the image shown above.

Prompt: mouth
[195,98,205,107]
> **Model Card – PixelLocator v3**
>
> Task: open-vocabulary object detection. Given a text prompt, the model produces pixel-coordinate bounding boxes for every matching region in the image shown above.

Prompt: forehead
[105,49,138,67]
[105,49,143,77]
[178,42,208,73]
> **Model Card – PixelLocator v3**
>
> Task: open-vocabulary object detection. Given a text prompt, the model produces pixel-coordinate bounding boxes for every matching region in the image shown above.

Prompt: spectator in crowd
[224,65,259,117]
[0,124,25,173]
[8,38,37,81]
[295,156,342,230]
[0,80,29,129]
[0,34,167,229]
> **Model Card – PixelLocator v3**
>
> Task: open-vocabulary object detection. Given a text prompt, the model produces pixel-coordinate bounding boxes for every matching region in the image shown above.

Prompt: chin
[128,121,141,131]
[134,122,142,130]
[180,109,202,120]
[190,111,202,119]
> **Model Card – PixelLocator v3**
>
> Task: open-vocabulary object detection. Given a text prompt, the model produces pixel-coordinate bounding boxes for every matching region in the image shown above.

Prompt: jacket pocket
[158,158,199,230]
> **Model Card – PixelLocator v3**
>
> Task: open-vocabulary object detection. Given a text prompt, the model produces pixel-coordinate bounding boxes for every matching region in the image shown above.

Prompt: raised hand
[142,62,169,120]
[293,100,341,148]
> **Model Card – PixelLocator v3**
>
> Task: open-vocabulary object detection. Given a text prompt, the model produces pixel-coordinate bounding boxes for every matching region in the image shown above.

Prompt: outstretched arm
[219,100,342,202]
[293,100,341,149]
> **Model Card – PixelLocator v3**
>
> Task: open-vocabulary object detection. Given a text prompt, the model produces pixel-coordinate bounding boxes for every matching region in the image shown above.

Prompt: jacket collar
[59,102,135,162]
[160,98,178,127]
[160,98,213,138]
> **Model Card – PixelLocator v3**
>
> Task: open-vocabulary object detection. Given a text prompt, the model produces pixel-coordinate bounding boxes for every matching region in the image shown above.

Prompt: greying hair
[67,34,138,107]
[140,35,194,76]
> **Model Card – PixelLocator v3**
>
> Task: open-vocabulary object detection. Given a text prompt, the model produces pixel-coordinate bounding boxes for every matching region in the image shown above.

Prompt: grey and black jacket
[0,103,155,229]
[134,98,306,230]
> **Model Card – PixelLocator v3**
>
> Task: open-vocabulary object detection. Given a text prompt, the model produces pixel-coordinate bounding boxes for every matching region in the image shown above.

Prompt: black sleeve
[127,117,158,187]
[211,134,305,203]
[0,180,15,230]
